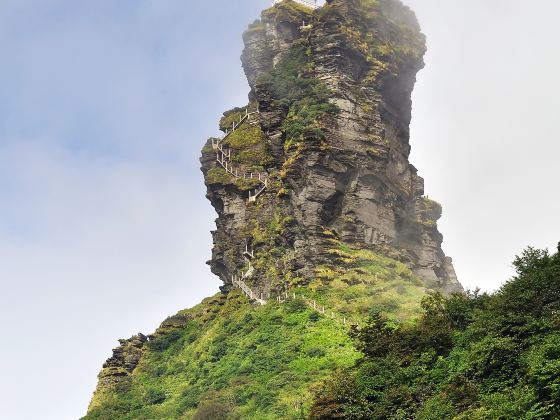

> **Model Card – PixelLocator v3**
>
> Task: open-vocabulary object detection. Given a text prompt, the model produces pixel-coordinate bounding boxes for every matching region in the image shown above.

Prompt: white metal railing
[211,108,268,202]
[232,265,266,305]
[231,273,361,328]
[248,179,268,203]
[212,109,259,151]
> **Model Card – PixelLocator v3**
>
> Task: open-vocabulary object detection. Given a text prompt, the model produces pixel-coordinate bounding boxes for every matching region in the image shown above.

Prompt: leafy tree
[311,244,560,419]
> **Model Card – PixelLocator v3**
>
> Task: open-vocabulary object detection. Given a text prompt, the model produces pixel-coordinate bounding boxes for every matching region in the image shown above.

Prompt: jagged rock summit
[201,0,463,297]
[85,1,463,417]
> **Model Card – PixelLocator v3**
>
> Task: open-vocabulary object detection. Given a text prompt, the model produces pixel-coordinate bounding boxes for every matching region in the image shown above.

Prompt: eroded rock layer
[201,0,462,297]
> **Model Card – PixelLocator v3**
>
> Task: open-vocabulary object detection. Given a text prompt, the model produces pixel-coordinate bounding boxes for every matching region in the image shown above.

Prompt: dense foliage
[84,244,433,419]
[85,293,359,419]
[258,43,339,148]
[310,245,560,419]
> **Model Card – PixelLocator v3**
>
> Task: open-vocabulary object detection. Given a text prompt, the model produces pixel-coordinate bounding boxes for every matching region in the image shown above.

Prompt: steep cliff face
[201,0,462,295]
[85,1,463,418]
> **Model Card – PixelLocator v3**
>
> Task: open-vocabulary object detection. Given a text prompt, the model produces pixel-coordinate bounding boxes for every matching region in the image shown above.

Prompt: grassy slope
[85,249,431,419]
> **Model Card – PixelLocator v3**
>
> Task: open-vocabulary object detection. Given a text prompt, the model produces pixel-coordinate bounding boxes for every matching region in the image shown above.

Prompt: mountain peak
[201,0,462,297]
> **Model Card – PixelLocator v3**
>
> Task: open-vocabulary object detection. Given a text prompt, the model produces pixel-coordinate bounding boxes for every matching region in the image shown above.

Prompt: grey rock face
[201,0,463,295]
[94,333,147,390]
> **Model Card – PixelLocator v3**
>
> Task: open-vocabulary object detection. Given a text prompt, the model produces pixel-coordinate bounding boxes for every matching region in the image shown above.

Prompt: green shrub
[309,312,320,322]
[148,330,182,352]
[192,399,233,420]
[306,347,326,358]
[285,298,307,313]
[258,43,339,147]
[143,388,166,405]
[311,244,560,419]
[178,386,201,411]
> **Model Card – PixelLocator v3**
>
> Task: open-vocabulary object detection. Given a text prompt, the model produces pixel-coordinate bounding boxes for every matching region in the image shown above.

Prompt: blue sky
[0,1,559,419]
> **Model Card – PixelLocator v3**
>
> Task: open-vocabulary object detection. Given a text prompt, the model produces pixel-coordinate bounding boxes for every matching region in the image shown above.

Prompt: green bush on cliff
[258,44,338,146]
[205,167,230,185]
[204,105,272,192]
[310,244,560,419]
[85,292,360,420]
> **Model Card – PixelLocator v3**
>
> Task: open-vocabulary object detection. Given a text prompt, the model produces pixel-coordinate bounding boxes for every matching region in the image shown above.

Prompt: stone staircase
[213,108,357,330]
[211,108,268,203]
[231,264,267,306]
[232,270,361,328]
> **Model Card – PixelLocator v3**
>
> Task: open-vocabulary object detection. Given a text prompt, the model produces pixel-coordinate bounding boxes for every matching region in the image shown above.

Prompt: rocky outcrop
[87,333,147,411]
[100,334,147,380]
[201,0,463,295]
[87,309,199,412]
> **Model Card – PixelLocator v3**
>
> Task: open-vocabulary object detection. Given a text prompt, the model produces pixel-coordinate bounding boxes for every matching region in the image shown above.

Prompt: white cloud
[0,139,219,419]
[404,0,560,291]
[1,1,559,419]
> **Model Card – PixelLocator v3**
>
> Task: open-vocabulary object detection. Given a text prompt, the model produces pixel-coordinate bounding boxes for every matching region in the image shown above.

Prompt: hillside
[85,0,464,418]
[85,249,433,419]
[310,245,560,419]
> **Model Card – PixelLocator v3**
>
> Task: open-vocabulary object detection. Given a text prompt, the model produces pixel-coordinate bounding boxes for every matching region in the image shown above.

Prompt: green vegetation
[206,167,230,185]
[84,223,437,420]
[220,107,273,173]
[204,106,273,191]
[249,210,299,287]
[234,177,262,192]
[310,244,560,419]
[417,197,442,229]
[206,164,264,191]
[244,19,266,35]
[85,243,560,419]
[88,2,560,418]
[85,293,359,419]
[316,0,425,92]
[258,43,338,149]
[263,1,316,20]
[302,245,429,323]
